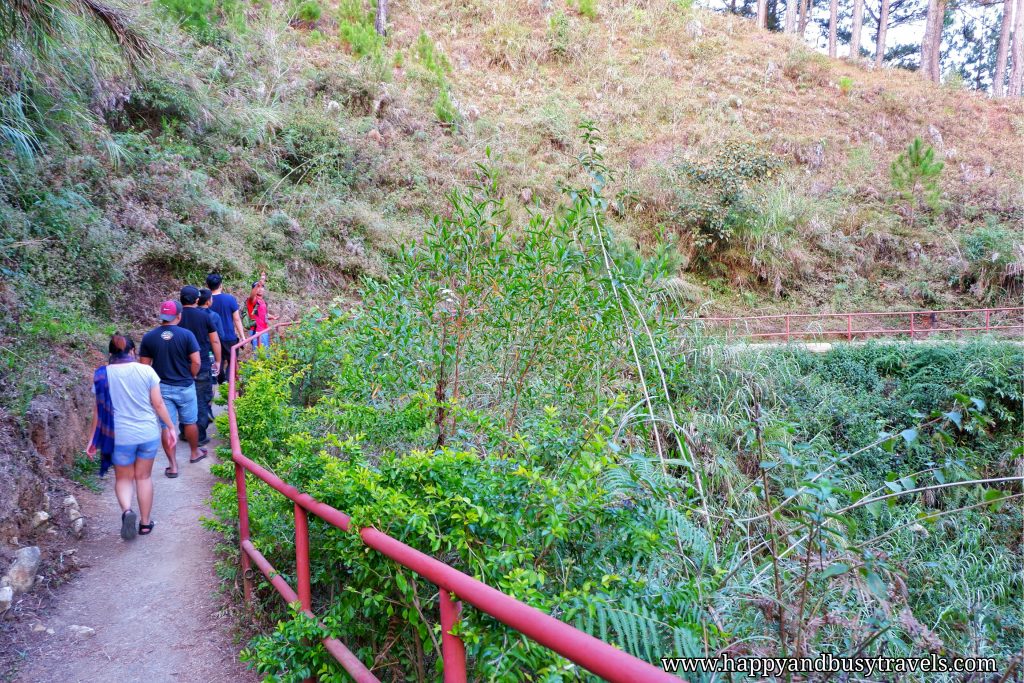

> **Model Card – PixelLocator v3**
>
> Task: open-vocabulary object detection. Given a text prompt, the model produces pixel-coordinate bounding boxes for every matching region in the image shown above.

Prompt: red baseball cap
[159,300,181,322]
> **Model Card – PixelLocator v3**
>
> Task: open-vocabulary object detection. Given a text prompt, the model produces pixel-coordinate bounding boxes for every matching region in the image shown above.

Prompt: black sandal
[138,521,155,535]
[121,510,138,540]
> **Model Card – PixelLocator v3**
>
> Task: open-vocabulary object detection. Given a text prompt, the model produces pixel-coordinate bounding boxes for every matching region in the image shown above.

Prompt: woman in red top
[246,272,278,348]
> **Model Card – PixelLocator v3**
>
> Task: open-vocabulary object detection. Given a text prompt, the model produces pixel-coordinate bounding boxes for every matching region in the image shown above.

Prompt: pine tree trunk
[785,0,798,33]
[930,0,946,80]
[875,0,890,66]
[850,0,865,58]
[799,0,812,35]
[920,0,946,82]
[374,0,388,36]
[921,0,937,80]
[994,0,1013,97]
[1010,0,1024,95]
[758,0,769,28]
[828,0,839,56]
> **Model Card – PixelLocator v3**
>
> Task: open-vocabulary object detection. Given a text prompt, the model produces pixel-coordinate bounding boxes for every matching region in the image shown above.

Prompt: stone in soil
[5,545,42,593]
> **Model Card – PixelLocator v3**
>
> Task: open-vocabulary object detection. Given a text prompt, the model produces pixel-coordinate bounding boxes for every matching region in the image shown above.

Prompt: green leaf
[865,571,888,600]
[819,563,851,579]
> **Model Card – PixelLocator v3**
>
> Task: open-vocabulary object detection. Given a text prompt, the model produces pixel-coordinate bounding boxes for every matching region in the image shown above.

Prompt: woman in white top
[87,334,177,540]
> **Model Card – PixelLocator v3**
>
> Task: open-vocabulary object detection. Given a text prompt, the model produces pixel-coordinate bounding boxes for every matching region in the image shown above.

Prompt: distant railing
[227,323,682,682]
[686,307,1024,343]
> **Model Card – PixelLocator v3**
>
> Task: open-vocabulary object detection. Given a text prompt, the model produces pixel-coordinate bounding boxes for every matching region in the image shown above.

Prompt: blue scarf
[90,365,116,477]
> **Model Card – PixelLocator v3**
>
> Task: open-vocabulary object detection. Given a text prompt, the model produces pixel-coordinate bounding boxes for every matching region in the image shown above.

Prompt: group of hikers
[86,272,278,541]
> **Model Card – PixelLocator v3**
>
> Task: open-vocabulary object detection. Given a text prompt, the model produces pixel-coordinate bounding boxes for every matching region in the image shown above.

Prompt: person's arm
[138,339,153,366]
[189,351,201,378]
[85,400,98,457]
[232,309,245,340]
[209,330,222,369]
[149,385,177,450]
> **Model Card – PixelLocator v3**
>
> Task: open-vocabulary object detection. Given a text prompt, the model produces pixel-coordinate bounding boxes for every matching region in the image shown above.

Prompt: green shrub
[338,0,384,58]
[278,113,363,185]
[546,11,575,61]
[413,31,451,85]
[214,156,710,678]
[958,222,1024,301]
[433,87,459,126]
[575,0,598,20]
[673,141,781,253]
[292,0,322,22]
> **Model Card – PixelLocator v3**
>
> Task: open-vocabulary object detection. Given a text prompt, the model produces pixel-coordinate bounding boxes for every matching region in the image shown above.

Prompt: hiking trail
[11,412,255,683]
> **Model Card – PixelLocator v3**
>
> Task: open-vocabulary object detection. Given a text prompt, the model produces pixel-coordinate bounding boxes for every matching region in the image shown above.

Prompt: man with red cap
[139,300,203,478]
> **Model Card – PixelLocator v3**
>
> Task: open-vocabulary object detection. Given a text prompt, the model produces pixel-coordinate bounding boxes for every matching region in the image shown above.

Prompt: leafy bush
[673,141,781,254]
[278,113,364,185]
[215,149,712,679]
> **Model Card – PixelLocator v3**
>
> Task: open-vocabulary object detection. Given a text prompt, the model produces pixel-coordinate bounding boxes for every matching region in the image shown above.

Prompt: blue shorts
[160,383,198,427]
[251,332,270,349]
[112,439,160,467]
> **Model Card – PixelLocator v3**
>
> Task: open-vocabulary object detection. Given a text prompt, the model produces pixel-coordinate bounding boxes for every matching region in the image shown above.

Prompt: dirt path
[10,415,256,683]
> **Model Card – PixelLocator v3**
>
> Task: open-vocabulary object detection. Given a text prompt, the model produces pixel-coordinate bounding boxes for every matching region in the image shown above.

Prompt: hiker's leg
[112,464,135,513]
[133,442,158,525]
[179,383,201,459]
[194,377,212,443]
[160,386,181,474]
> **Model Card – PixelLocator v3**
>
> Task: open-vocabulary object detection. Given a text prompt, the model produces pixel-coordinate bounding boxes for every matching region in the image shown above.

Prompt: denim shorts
[251,332,270,349]
[112,439,160,466]
[160,383,198,426]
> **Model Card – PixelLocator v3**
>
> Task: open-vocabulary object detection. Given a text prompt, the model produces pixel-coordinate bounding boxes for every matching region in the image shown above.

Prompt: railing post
[785,314,791,343]
[847,314,852,342]
[440,589,467,683]
[985,309,991,332]
[295,504,312,611]
[235,462,253,606]
[909,312,915,340]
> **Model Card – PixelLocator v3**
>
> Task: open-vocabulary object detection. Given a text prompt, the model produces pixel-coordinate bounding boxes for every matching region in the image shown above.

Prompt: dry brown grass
[294,0,1023,311]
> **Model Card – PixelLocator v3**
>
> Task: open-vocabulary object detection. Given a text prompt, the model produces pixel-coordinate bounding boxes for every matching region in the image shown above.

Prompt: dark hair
[180,285,200,305]
[206,272,223,289]
[198,287,213,306]
[108,333,136,358]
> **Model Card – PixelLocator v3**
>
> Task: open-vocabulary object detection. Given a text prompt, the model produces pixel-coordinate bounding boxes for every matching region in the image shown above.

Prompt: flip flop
[138,521,155,536]
[189,449,209,464]
[164,467,179,478]
[121,510,137,540]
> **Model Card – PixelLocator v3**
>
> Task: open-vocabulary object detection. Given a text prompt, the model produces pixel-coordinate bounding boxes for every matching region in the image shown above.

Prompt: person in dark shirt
[139,301,203,477]
[199,287,224,425]
[207,272,245,384]
[178,286,221,446]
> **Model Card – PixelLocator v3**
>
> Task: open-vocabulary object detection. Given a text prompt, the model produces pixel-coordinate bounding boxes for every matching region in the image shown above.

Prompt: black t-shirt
[179,307,217,373]
[139,325,200,387]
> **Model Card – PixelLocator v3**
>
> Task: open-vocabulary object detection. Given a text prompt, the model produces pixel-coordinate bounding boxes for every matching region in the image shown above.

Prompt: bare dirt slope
[9,424,255,683]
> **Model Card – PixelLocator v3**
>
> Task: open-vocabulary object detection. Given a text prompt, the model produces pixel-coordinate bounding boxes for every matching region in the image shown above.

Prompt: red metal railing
[227,323,681,682]
[687,307,1024,343]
